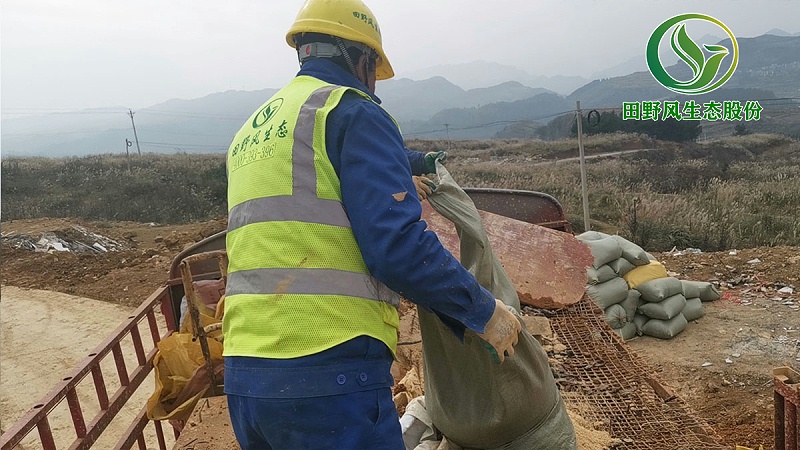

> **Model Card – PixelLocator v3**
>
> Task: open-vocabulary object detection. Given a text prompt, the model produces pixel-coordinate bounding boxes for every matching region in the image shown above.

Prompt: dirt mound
[2,218,798,448]
[1,217,226,306]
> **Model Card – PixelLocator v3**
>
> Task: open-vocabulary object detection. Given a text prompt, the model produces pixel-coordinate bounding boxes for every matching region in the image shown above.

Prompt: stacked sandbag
[624,261,721,339]
[578,231,723,341]
[680,280,721,321]
[634,277,688,339]
[578,231,650,341]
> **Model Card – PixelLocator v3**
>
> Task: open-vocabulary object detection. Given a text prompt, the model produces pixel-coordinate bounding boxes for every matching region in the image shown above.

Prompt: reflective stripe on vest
[226,82,399,308]
[224,78,400,359]
[226,268,399,305]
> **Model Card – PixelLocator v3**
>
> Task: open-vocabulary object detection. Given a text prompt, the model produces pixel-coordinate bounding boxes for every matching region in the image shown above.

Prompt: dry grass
[3,133,798,250]
[413,133,800,251]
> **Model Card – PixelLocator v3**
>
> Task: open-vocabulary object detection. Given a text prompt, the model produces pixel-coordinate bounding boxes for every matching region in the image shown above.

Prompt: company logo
[252,98,284,129]
[647,13,738,95]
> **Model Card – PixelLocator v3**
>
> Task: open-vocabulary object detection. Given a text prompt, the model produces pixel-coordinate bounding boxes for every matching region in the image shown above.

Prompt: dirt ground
[628,246,800,448]
[0,286,174,449]
[1,217,799,448]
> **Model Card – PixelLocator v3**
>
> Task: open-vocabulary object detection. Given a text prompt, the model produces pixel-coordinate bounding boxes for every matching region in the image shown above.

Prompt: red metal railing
[1,284,177,450]
[775,367,800,450]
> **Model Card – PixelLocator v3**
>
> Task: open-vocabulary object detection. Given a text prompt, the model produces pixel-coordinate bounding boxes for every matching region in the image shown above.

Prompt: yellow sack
[146,332,224,421]
[623,260,668,289]
[179,297,224,341]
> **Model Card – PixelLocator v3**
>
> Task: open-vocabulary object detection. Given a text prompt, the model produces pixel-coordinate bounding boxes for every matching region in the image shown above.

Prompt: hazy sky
[2,0,799,114]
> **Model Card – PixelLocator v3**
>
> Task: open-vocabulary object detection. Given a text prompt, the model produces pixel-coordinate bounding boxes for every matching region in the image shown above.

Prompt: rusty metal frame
[178,250,228,398]
[463,187,572,232]
[550,296,728,449]
[1,285,176,450]
[774,367,799,450]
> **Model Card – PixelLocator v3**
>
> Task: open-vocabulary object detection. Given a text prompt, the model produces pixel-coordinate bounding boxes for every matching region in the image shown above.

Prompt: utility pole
[576,101,591,231]
[444,123,451,150]
[125,139,132,172]
[128,109,141,155]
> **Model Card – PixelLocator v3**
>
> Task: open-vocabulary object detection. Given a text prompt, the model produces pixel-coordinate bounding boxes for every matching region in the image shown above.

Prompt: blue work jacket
[225,58,495,399]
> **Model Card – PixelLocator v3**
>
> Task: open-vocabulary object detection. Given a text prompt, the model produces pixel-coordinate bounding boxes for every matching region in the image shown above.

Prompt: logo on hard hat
[252,98,284,129]
[353,11,379,34]
[646,13,738,95]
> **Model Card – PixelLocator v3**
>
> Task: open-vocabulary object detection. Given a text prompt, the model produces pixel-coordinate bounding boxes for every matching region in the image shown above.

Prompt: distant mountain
[377,77,465,122]
[2,89,279,157]
[765,28,800,37]
[591,56,657,81]
[402,92,572,139]
[2,34,797,156]
[379,79,552,122]
[1,79,555,156]
[590,34,722,80]
[401,61,589,96]
[568,34,800,108]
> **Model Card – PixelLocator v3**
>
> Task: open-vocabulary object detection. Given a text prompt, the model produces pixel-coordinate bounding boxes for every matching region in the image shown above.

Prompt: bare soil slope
[2,218,798,448]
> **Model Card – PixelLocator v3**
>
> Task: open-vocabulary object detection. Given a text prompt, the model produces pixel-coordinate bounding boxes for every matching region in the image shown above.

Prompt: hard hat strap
[335,37,358,75]
[298,42,343,63]
[296,37,373,78]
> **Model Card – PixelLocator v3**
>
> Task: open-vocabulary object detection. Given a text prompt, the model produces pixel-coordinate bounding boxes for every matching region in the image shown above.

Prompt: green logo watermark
[646,13,738,95]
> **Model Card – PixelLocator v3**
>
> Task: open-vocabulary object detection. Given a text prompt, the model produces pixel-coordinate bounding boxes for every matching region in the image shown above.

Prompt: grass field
[3,133,799,251]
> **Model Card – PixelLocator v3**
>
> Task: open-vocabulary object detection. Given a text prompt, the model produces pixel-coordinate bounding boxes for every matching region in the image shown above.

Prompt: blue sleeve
[325,96,495,338]
[405,148,426,176]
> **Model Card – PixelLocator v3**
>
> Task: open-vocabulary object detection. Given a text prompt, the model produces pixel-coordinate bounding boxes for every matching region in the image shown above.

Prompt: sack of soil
[638,293,687,320]
[636,277,684,303]
[681,280,721,302]
[633,313,649,335]
[582,236,624,269]
[587,264,617,285]
[682,297,705,321]
[619,289,641,322]
[604,303,628,329]
[640,314,688,339]
[614,322,638,340]
[623,260,668,289]
[681,280,701,300]
[609,257,636,276]
[419,162,576,450]
[610,235,650,266]
[585,276,629,309]
[576,230,610,242]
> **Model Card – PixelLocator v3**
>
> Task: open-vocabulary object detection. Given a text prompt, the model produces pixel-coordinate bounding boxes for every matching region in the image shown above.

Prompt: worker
[222,1,521,448]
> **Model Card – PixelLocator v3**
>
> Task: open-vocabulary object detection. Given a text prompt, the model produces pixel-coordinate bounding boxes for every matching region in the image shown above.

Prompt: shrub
[3,134,799,250]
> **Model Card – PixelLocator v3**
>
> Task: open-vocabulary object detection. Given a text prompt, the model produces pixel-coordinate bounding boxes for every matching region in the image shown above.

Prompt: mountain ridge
[3,34,798,156]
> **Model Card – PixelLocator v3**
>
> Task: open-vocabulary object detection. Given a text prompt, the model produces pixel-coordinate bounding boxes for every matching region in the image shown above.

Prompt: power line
[1,108,245,120]
[404,109,576,137]
[1,109,130,117]
[141,110,244,120]
[139,141,226,150]
[3,129,228,138]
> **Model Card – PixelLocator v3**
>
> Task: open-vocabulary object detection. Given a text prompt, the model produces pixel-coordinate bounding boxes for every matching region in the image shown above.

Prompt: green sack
[421,162,575,450]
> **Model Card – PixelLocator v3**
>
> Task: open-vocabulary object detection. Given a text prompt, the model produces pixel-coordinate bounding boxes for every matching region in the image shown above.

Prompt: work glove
[423,150,448,174]
[412,175,436,200]
[476,299,522,363]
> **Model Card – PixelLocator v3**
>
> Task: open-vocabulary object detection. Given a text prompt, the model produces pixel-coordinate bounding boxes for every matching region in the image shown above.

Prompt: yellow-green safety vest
[223,76,400,359]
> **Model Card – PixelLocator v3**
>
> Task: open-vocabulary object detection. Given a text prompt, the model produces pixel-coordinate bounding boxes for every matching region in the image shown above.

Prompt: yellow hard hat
[286,0,394,80]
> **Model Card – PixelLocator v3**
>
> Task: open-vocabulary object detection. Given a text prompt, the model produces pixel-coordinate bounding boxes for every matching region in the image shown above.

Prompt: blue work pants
[224,336,404,450]
[227,387,403,449]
